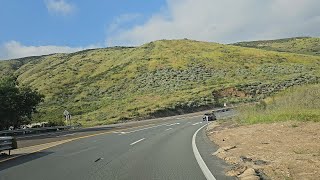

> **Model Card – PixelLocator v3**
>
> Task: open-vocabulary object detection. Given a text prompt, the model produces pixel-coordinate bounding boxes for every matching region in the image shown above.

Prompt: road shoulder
[207,120,320,180]
[195,123,235,180]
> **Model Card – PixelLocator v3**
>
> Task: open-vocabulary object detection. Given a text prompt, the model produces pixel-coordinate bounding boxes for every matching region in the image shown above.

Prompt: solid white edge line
[130,138,145,146]
[192,123,216,180]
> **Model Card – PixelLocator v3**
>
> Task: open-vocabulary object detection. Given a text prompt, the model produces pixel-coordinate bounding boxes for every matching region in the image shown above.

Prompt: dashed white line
[192,122,203,126]
[115,132,127,135]
[117,123,169,134]
[165,128,173,131]
[130,138,145,146]
[62,133,75,137]
[115,122,182,135]
[166,122,180,127]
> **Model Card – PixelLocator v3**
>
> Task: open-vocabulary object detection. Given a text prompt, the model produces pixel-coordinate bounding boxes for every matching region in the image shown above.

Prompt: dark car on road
[202,113,216,121]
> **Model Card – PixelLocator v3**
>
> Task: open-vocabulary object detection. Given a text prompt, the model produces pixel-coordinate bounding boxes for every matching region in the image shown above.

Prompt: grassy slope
[233,37,320,56]
[0,56,45,77]
[237,84,320,124]
[1,39,320,126]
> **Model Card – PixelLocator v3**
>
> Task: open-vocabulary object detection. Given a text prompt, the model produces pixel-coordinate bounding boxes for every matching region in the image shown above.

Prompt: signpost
[63,110,71,126]
[205,115,209,130]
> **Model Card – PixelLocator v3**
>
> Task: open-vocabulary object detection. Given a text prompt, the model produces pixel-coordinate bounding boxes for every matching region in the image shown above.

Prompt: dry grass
[208,121,320,180]
[237,84,320,124]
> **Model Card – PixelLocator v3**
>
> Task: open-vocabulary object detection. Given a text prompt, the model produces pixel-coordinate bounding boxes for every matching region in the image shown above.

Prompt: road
[0,112,235,180]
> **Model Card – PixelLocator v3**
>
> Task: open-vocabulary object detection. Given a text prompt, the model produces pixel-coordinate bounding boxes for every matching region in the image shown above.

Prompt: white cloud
[107,13,141,33]
[0,41,99,60]
[107,0,320,46]
[106,13,142,46]
[45,0,75,15]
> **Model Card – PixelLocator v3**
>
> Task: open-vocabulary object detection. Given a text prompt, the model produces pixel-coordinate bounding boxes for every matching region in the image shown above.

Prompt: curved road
[0,114,234,180]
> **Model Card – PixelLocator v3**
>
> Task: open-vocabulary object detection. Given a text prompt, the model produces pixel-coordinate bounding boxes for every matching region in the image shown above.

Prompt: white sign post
[63,110,71,126]
[206,115,209,130]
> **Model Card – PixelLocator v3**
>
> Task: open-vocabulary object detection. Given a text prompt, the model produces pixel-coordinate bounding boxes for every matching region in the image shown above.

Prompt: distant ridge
[233,37,320,56]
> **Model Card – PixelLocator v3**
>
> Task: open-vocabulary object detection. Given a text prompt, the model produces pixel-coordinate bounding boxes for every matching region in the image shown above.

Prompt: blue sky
[1,0,320,60]
[0,0,165,47]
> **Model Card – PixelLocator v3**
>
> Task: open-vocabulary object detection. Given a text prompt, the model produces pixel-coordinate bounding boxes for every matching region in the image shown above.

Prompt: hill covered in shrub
[1,39,320,126]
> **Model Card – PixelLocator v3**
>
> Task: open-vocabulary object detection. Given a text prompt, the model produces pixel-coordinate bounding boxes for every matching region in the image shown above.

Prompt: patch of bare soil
[207,121,320,180]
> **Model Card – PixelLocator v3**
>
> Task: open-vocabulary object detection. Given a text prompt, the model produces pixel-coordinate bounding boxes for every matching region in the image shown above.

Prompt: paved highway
[0,112,234,180]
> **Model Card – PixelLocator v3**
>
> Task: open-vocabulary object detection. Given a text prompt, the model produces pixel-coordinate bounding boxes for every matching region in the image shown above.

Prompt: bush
[48,120,65,126]
[238,84,320,124]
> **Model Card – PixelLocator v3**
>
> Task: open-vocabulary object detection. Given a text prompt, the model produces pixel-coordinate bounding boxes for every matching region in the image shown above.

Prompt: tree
[0,77,44,130]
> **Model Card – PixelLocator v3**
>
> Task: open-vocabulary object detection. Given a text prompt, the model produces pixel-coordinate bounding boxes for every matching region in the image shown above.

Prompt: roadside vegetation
[237,84,320,124]
[1,38,320,126]
[0,77,44,130]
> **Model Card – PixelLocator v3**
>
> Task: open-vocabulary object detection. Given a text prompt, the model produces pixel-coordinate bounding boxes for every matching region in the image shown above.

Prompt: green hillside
[1,39,320,126]
[234,37,320,56]
[238,84,320,124]
[0,55,45,77]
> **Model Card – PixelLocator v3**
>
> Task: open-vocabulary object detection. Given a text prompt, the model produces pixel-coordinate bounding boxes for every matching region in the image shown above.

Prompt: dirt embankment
[207,121,320,180]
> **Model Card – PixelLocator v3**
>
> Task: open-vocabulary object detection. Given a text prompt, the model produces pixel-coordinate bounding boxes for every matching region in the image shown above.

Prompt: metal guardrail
[0,136,18,155]
[0,126,72,137]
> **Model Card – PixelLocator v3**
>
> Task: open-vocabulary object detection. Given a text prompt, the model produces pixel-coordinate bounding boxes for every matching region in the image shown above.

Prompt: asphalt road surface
[0,112,235,180]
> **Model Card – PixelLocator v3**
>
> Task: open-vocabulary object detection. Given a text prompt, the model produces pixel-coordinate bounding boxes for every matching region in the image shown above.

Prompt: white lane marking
[192,122,203,126]
[114,132,127,135]
[130,138,145,146]
[115,122,181,134]
[166,123,176,127]
[56,133,76,137]
[122,123,170,134]
[121,123,180,134]
[62,133,75,137]
[192,124,216,180]
[166,122,180,127]
[165,128,172,131]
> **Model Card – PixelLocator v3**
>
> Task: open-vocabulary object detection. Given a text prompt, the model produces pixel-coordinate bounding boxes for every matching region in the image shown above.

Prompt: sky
[1,0,320,60]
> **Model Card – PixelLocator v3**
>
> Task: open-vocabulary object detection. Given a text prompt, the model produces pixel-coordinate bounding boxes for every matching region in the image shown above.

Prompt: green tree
[0,77,44,130]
